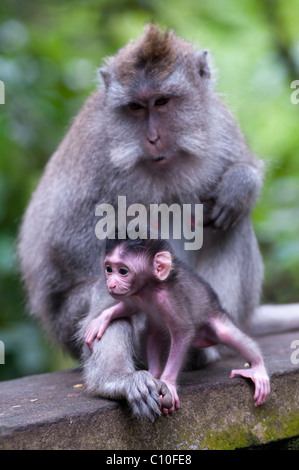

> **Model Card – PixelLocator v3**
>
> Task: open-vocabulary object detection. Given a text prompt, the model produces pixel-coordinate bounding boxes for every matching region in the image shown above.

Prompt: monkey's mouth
[152,155,171,165]
[109,291,130,299]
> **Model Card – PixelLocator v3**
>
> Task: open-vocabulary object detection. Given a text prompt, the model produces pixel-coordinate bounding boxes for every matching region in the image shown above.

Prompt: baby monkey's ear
[153,251,172,281]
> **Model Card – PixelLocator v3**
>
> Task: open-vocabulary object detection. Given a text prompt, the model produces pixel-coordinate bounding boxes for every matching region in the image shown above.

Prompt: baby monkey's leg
[146,323,168,379]
[159,332,193,415]
[209,315,270,406]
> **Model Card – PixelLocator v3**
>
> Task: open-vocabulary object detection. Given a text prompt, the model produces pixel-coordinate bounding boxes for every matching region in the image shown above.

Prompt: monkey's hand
[84,311,112,349]
[204,188,246,231]
[84,303,129,349]
[230,363,270,407]
[204,164,262,230]
[125,371,173,422]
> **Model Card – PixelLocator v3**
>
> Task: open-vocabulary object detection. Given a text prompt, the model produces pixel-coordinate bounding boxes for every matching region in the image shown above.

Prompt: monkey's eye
[119,268,129,276]
[105,265,113,273]
[128,102,144,111]
[154,97,170,107]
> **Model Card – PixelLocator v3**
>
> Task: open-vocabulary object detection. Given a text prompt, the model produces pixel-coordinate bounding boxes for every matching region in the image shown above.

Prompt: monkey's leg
[159,333,192,414]
[210,316,270,406]
[81,317,172,422]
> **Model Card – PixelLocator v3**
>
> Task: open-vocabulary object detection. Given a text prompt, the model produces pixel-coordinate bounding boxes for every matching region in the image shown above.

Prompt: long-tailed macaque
[18,24,299,421]
[85,237,270,413]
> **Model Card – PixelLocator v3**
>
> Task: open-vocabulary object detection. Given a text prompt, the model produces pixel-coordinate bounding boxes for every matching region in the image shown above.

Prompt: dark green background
[0,0,298,380]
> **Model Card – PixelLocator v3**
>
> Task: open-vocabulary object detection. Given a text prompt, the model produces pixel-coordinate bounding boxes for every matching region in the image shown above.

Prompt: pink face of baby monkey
[104,248,133,297]
[104,246,149,297]
[104,245,171,298]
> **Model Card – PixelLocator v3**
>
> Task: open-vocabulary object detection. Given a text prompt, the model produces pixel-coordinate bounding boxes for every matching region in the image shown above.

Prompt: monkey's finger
[131,390,161,422]
[221,212,237,231]
[230,368,250,379]
[263,380,270,404]
[97,325,107,339]
[151,392,161,407]
[260,380,267,405]
[253,379,262,406]
[84,332,95,349]
[255,396,264,407]
[258,379,270,406]
[213,206,236,231]
[133,399,160,422]
[167,397,179,414]
[174,395,180,410]
[210,204,224,224]
[85,340,93,350]
[267,379,271,394]
[255,377,269,406]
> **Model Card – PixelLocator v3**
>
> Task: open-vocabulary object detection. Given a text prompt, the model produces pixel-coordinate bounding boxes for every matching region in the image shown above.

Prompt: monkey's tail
[248,303,299,336]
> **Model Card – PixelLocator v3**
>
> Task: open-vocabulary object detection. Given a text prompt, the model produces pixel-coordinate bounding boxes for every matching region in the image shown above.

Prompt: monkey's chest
[144,293,186,332]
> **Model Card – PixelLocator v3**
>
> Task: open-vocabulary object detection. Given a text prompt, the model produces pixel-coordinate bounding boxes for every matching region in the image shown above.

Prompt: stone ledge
[0,330,299,450]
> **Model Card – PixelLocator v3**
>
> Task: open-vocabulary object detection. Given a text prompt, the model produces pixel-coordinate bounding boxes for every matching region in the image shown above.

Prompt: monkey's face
[100,25,212,194]
[104,250,147,298]
[104,261,133,298]
[105,81,207,173]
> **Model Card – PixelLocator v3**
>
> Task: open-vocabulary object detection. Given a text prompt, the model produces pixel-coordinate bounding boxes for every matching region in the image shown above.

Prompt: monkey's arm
[205,162,263,230]
[210,316,270,406]
[84,301,136,349]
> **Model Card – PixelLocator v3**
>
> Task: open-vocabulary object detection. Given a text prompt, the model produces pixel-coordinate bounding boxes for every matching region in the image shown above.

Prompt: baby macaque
[85,237,270,413]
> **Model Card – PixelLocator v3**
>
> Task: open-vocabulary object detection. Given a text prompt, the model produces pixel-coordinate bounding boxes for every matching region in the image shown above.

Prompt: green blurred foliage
[0,0,298,380]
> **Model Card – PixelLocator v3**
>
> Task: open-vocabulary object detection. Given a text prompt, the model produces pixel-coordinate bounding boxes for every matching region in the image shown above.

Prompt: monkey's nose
[147,135,160,145]
[146,124,160,145]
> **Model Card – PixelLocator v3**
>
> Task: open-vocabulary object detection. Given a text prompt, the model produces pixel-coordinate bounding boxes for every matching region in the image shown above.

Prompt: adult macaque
[85,237,270,412]
[18,25,298,420]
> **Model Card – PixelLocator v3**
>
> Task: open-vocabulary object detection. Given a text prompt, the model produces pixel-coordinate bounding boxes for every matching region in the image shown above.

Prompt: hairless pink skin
[230,365,270,407]
[209,317,270,407]
[85,297,270,411]
[85,302,128,347]
[85,251,270,414]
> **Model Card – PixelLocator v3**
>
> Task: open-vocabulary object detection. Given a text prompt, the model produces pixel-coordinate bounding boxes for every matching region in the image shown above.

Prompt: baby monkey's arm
[84,302,134,349]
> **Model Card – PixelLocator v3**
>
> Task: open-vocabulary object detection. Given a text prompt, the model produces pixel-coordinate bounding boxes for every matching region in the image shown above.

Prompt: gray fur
[18,26,264,420]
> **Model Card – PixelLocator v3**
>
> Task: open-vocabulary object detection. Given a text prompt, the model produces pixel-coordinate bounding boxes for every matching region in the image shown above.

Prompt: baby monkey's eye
[106,265,113,273]
[119,268,129,276]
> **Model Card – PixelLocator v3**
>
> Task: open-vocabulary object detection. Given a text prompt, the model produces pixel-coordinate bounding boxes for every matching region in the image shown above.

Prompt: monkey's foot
[125,371,172,422]
[230,364,270,407]
[159,382,180,415]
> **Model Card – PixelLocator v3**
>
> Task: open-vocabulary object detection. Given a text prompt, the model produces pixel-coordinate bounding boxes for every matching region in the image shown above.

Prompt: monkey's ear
[98,67,111,88]
[153,251,172,281]
[196,50,210,79]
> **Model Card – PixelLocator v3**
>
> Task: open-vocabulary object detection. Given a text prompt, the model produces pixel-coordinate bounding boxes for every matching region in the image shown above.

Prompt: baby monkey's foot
[159,381,180,415]
[230,363,270,406]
